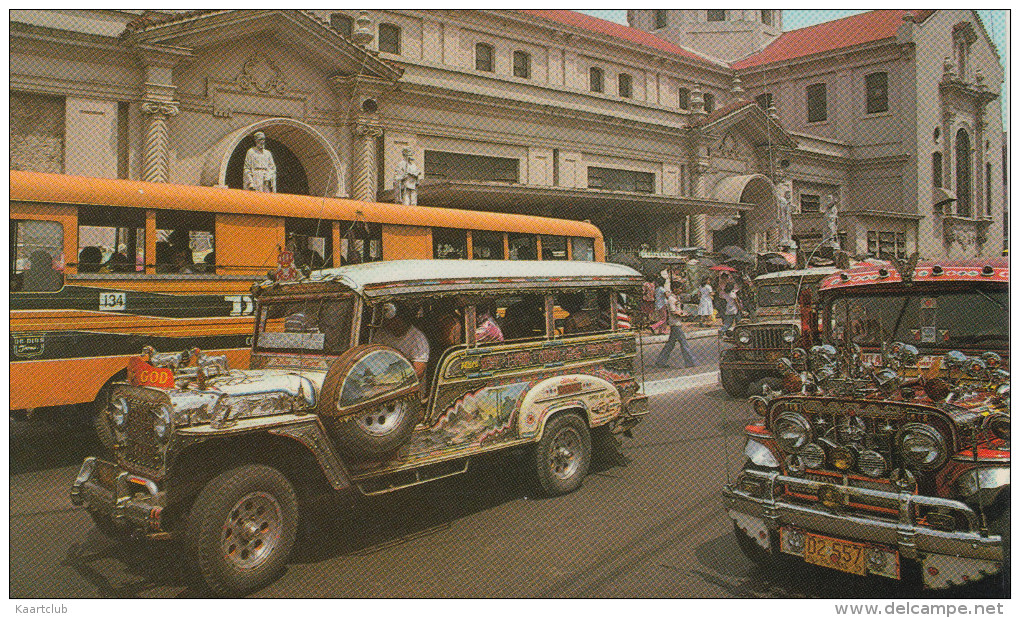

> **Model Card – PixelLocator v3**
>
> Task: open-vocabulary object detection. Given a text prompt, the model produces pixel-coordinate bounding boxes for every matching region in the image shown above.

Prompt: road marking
[642,370,719,396]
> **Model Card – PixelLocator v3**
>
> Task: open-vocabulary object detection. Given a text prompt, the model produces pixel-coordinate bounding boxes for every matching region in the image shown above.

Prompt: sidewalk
[636,324,721,344]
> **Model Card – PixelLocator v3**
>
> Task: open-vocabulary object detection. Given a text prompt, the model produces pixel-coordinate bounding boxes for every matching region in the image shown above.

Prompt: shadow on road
[10,419,104,475]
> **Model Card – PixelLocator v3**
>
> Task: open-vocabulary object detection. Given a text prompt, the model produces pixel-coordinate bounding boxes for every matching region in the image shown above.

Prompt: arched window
[703,92,715,113]
[378,23,401,54]
[513,50,531,79]
[955,129,972,217]
[618,73,633,98]
[678,87,690,110]
[475,43,494,72]
[654,10,668,29]
[590,67,604,93]
[932,152,943,188]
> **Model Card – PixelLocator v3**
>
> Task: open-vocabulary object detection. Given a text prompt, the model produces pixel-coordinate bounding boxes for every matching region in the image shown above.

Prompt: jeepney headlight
[737,329,751,345]
[153,404,173,442]
[899,423,948,470]
[800,442,826,469]
[858,450,888,478]
[111,398,129,428]
[773,412,813,453]
[987,414,1010,441]
[782,327,799,344]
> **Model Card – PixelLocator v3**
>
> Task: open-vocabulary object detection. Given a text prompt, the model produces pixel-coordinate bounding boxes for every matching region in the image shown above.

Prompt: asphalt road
[8,336,1006,598]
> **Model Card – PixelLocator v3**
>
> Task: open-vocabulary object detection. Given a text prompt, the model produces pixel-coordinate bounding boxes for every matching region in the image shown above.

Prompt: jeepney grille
[749,327,786,350]
[112,388,167,474]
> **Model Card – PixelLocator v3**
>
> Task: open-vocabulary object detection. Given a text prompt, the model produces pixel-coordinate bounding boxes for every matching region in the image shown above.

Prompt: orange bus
[10,170,604,430]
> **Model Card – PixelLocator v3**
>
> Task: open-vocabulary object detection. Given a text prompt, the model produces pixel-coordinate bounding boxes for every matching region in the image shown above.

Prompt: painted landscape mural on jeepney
[403,381,531,454]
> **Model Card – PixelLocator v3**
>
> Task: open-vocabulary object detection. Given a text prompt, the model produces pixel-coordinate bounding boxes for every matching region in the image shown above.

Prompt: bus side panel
[216,213,283,277]
[382,224,431,260]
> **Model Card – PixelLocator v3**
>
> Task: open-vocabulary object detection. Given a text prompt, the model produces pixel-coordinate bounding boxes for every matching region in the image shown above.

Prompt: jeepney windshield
[756,284,798,308]
[255,296,356,355]
[828,288,1008,350]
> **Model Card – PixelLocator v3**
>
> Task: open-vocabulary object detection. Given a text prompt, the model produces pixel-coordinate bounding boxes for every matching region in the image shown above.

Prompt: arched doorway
[712,174,777,252]
[225,136,309,195]
[202,118,346,197]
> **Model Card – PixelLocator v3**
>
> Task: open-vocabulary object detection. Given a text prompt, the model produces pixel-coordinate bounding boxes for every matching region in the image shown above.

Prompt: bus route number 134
[98,292,126,311]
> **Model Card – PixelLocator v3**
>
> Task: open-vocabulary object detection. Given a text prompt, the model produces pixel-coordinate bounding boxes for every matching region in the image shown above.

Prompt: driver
[374,302,429,379]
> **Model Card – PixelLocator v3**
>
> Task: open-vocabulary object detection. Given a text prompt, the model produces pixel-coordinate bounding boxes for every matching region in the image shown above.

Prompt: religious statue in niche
[244,131,277,192]
[823,194,839,247]
[394,148,421,205]
[776,189,794,250]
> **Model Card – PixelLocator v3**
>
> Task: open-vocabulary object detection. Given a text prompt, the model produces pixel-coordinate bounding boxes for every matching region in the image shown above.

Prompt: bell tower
[628,10,782,63]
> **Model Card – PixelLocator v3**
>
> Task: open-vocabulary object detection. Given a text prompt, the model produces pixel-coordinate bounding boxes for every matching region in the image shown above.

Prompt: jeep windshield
[829,288,1009,350]
[756,284,798,308]
[254,295,356,355]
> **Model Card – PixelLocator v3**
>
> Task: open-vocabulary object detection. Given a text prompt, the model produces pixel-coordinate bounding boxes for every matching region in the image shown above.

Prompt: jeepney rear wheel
[720,366,747,398]
[534,413,592,496]
[186,464,298,597]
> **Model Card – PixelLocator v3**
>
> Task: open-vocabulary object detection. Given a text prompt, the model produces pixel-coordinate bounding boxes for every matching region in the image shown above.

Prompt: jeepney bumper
[722,467,1004,589]
[614,394,649,435]
[70,457,169,538]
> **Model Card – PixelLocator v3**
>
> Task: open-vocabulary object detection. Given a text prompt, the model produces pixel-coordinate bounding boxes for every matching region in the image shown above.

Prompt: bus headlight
[111,398,129,428]
[153,404,173,442]
[774,412,813,453]
[899,423,947,470]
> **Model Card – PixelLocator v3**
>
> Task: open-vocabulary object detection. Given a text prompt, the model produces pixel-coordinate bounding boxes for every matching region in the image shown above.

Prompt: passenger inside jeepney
[503,294,546,340]
[562,290,610,334]
[372,302,430,380]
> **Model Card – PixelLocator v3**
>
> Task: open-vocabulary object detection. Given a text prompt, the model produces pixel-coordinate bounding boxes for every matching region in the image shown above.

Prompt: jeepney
[723,258,1009,590]
[71,260,648,596]
[719,266,837,397]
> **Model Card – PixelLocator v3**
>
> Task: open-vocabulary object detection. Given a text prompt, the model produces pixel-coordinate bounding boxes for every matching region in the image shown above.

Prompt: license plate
[803,533,867,575]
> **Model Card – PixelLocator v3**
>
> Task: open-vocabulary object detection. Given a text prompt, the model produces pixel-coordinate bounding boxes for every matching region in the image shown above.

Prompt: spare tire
[318,344,423,459]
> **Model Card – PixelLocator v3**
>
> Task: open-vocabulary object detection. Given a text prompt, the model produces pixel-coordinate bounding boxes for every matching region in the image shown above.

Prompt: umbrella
[710,265,737,272]
[718,245,755,263]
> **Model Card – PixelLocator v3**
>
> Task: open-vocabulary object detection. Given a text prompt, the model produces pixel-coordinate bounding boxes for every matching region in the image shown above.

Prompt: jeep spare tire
[318,344,423,459]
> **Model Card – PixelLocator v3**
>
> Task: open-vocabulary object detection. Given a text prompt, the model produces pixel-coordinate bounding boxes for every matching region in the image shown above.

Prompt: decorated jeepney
[723,257,1009,590]
[71,260,647,596]
[720,266,837,397]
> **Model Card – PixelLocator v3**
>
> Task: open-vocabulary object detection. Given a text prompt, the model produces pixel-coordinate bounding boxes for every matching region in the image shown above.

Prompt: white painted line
[641,370,719,396]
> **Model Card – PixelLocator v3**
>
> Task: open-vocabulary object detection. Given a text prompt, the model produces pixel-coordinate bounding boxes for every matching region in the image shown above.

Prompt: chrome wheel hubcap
[357,401,406,437]
[221,491,282,571]
[550,427,582,479]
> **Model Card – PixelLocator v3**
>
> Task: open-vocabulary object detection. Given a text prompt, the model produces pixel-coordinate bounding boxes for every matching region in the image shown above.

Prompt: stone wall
[10,92,64,173]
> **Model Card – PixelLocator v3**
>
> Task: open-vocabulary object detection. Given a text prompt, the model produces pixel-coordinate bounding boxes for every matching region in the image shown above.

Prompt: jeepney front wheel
[186,464,299,597]
[720,366,747,398]
[534,413,592,496]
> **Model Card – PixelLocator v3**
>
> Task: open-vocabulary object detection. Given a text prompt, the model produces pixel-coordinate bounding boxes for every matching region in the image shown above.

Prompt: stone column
[140,100,179,184]
[352,119,383,202]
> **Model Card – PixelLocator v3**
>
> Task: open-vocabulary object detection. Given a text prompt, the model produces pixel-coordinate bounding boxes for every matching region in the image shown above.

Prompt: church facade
[10,9,1007,259]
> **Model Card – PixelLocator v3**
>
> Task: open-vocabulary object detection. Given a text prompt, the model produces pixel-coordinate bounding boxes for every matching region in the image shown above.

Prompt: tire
[720,366,747,398]
[747,376,781,397]
[91,372,125,453]
[328,397,422,460]
[534,413,592,496]
[186,464,299,597]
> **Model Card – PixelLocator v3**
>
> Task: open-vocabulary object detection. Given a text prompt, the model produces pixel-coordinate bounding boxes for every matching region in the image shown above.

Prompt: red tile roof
[733,10,934,70]
[518,10,718,66]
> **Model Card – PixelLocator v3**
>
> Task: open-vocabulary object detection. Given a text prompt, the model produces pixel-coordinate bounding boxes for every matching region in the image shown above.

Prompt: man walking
[654,288,697,368]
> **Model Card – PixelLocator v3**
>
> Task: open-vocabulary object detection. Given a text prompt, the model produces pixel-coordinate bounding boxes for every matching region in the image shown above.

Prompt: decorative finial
[730,76,745,98]
[352,11,374,47]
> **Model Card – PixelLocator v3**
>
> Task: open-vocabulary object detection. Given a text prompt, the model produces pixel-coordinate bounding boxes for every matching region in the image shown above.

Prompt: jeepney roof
[819,257,1009,291]
[754,266,839,283]
[261,259,644,299]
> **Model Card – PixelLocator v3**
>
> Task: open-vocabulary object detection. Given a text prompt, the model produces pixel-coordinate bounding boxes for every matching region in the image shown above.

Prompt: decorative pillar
[352,119,383,202]
[141,100,179,183]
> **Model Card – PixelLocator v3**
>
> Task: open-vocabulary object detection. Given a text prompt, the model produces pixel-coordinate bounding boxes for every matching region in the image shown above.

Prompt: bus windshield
[829,289,1009,350]
[255,296,356,355]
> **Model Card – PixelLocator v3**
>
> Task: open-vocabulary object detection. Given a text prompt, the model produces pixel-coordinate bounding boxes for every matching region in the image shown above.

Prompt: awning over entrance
[383,180,753,221]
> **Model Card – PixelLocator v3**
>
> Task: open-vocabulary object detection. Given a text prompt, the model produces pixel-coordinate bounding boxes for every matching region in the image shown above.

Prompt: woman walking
[697,277,714,326]
[720,282,742,335]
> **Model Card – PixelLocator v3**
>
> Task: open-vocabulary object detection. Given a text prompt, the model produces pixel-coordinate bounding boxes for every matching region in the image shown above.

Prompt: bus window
[78,205,145,274]
[11,219,63,292]
[472,231,504,259]
[156,211,215,274]
[541,235,567,260]
[339,220,382,264]
[285,218,332,270]
[508,233,537,260]
[571,237,595,261]
[434,228,467,259]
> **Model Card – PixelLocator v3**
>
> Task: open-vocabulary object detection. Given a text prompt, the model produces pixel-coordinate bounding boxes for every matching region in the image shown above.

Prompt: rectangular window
[571,237,595,262]
[330,13,353,38]
[378,23,401,54]
[590,67,604,93]
[761,10,775,26]
[678,87,690,110]
[472,231,504,259]
[703,92,715,113]
[508,234,537,260]
[425,150,519,183]
[932,152,943,188]
[986,163,993,217]
[707,10,726,22]
[78,205,146,274]
[866,231,878,257]
[513,50,531,78]
[865,71,889,114]
[156,211,213,274]
[587,166,654,193]
[433,228,468,259]
[11,219,64,292]
[878,232,897,260]
[285,218,332,270]
[807,83,827,123]
[800,193,821,213]
[655,9,669,29]
[755,92,773,111]
[475,43,494,72]
[618,73,633,98]
[338,220,382,265]
[540,235,568,260]
[895,232,906,259]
